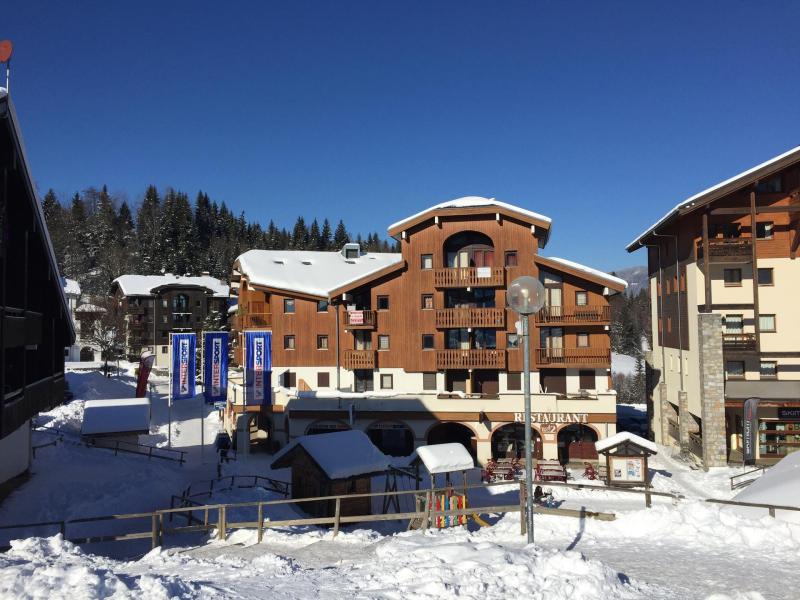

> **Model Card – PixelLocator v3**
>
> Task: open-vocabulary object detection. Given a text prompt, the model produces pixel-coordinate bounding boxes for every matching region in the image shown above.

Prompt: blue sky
[5,1,800,271]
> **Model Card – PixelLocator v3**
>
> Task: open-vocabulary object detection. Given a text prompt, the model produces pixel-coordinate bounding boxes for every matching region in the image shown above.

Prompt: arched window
[443,231,494,268]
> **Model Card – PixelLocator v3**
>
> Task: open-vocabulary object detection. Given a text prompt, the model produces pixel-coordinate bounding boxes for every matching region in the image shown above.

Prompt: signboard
[514,412,589,424]
[170,333,196,400]
[778,408,800,421]
[476,266,492,279]
[348,310,364,325]
[135,351,155,398]
[244,330,272,405]
[609,457,645,483]
[743,397,759,466]
[203,332,229,404]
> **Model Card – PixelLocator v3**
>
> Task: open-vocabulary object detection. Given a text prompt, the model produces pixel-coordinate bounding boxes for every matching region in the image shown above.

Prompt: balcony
[436,349,506,369]
[535,347,610,367]
[128,320,146,330]
[535,305,610,325]
[696,238,753,263]
[722,333,757,352]
[434,267,505,288]
[241,313,273,329]
[127,304,146,315]
[343,309,377,329]
[435,307,505,329]
[344,350,376,370]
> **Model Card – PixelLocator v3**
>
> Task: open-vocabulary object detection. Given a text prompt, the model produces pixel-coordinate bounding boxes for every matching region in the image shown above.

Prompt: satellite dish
[0,41,12,64]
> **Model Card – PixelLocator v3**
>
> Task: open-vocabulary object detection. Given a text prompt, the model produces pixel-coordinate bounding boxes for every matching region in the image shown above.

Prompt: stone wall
[698,312,727,467]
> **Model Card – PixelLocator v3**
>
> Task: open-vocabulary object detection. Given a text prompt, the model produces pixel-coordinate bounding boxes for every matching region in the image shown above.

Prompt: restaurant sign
[514,412,589,424]
[778,408,800,420]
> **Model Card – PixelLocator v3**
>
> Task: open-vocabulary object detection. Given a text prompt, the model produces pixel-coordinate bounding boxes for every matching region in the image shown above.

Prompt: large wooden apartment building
[628,147,800,466]
[230,197,626,464]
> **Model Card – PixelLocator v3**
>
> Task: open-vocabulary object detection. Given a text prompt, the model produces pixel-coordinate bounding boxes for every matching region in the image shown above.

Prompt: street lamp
[506,275,546,544]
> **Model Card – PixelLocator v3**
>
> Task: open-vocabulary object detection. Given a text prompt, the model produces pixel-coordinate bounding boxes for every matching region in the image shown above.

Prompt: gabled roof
[235,249,404,300]
[387,196,552,241]
[271,430,390,479]
[112,274,229,298]
[534,255,627,292]
[627,145,800,252]
[413,443,475,474]
[595,431,657,454]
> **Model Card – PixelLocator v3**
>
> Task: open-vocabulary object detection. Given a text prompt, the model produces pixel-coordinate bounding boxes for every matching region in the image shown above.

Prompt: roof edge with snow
[534,255,627,292]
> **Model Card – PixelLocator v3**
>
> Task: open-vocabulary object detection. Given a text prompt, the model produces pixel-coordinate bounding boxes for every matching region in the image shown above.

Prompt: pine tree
[41,190,69,275]
[64,193,89,282]
[136,186,162,274]
[333,220,349,248]
[291,216,308,249]
[308,219,321,250]
[319,218,332,250]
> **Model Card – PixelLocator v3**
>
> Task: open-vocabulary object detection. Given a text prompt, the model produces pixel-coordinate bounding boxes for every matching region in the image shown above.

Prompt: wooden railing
[435,308,505,328]
[343,310,377,328]
[436,349,506,369]
[344,350,376,369]
[434,267,505,288]
[535,305,610,324]
[241,313,273,328]
[696,238,753,263]
[127,304,146,315]
[722,333,756,351]
[534,348,610,367]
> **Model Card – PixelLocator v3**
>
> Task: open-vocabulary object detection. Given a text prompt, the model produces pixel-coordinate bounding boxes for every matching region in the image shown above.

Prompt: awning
[725,380,800,401]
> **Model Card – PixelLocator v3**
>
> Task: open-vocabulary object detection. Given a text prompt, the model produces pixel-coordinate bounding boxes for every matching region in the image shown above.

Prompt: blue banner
[203,332,229,404]
[244,331,272,405]
[171,333,196,400]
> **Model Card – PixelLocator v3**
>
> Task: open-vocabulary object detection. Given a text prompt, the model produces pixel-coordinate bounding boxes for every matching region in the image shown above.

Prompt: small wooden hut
[594,431,657,487]
[270,430,390,518]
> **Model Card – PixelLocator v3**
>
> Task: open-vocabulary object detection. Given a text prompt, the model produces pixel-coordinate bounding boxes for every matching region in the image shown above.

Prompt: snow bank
[81,397,151,436]
[734,451,800,522]
[414,443,475,474]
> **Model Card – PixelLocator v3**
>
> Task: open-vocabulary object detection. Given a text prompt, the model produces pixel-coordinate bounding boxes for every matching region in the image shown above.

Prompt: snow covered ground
[611,352,638,376]
[1,364,798,599]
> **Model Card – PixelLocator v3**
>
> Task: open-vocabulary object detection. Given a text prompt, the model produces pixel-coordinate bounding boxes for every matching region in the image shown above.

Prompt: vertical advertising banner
[135,350,156,398]
[245,330,272,405]
[171,333,197,400]
[203,332,229,404]
[743,397,759,466]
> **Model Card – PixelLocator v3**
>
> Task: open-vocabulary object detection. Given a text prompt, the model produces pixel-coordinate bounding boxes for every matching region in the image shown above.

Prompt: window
[756,175,782,193]
[760,361,777,379]
[507,334,519,349]
[161,346,168,354]
[724,269,742,287]
[284,335,295,350]
[378,335,390,350]
[724,314,743,333]
[380,374,393,390]
[317,335,328,350]
[345,248,359,259]
[284,298,295,313]
[196,300,201,307]
[726,361,745,379]
[317,300,329,312]
[756,222,774,239]
[757,268,774,286]
[283,371,296,387]
[507,372,521,391]
[575,291,588,306]
[377,296,389,310]
[317,372,330,388]
[162,299,168,308]
[421,254,433,270]
[421,294,434,310]
[576,332,589,348]
[423,373,437,390]
[504,251,518,267]
[759,314,776,332]
[422,334,434,350]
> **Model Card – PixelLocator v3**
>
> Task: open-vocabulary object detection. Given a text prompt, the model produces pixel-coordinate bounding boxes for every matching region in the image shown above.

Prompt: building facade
[229,197,626,464]
[1,88,75,484]
[111,274,229,367]
[628,147,800,466]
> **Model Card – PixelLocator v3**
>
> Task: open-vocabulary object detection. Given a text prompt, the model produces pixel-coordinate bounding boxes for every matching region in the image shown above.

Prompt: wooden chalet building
[1,88,75,484]
[628,146,800,466]
[230,197,626,464]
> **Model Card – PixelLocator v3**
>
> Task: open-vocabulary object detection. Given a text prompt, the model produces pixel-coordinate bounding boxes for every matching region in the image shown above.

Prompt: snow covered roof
[734,451,800,509]
[414,443,475,474]
[388,196,551,238]
[112,274,229,298]
[535,255,628,291]
[595,431,657,454]
[271,430,391,479]
[62,278,81,296]
[76,303,106,313]
[627,145,800,251]
[81,397,151,436]
[236,249,403,299]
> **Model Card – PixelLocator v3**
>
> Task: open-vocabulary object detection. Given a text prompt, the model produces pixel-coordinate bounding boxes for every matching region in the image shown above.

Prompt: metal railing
[86,438,187,465]
[730,466,769,490]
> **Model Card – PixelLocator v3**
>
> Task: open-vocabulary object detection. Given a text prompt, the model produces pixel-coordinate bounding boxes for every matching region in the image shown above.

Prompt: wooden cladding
[435,349,506,369]
[696,238,753,263]
[242,313,273,329]
[535,305,610,325]
[433,267,505,288]
[344,350,376,369]
[342,310,377,329]
[435,308,505,329]
[722,333,757,352]
[535,347,610,367]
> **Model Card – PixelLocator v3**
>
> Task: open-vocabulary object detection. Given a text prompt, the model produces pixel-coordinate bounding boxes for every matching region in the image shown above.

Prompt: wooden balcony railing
[127,305,146,315]
[434,267,505,288]
[722,333,757,351]
[435,308,505,329]
[535,305,610,324]
[242,313,273,329]
[535,347,610,367]
[344,350,376,370]
[343,310,377,329]
[436,349,506,370]
[696,238,753,263]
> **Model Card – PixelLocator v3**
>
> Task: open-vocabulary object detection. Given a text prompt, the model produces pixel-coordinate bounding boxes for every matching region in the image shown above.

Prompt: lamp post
[506,275,546,544]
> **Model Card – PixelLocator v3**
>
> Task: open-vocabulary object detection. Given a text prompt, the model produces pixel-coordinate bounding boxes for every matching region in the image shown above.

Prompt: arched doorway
[557,424,598,464]
[443,231,494,268]
[305,421,350,436]
[80,347,95,362]
[426,422,476,463]
[366,422,415,457]
[491,423,543,460]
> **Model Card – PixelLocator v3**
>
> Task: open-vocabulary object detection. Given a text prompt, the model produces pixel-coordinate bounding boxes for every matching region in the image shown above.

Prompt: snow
[75,303,106,313]
[414,443,475,474]
[236,249,403,298]
[271,430,391,479]
[734,451,800,522]
[538,256,628,290]
[62,278,81,296]
[388,196,552,232]
[80,397,151,436]
[612,352,638,375]
[595,431,657,454]
[112,274,229,297]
